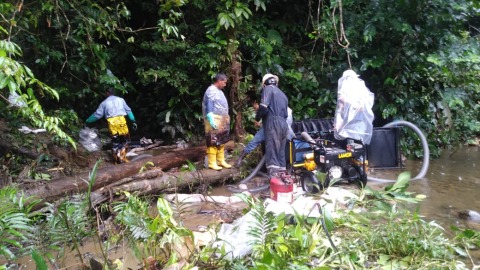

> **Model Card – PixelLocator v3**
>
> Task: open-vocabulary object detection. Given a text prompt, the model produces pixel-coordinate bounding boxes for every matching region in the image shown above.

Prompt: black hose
[305,203,341,264]
[227,156,270,193]
[226,183,271,193]
[129,154,154,162]
[256,171,270,179]
[367,120,430,183]
[238,156,266,184]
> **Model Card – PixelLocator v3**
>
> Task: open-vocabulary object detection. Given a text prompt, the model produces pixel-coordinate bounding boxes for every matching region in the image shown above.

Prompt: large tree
[0,0,478,157]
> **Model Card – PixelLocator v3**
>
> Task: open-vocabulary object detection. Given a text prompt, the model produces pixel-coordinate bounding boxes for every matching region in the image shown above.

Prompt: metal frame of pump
[226,120,429,194]
[287,131,368,192]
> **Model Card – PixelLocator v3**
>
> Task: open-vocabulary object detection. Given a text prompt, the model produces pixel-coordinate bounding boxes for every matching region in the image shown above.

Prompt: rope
[332,0,352,69]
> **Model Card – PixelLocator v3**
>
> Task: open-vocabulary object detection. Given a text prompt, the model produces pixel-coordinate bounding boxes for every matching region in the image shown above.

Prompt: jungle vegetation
[1,1,480,269]
[1,163,479,269]
[0,0,479,159]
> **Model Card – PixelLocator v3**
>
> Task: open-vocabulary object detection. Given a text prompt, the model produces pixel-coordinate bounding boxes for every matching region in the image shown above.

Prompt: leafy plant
[227,193,339,269]
[343,205,469,269]
[113,193,193,266]
[168,194,192,222]
[139,161,155,173]
[363,171,425,204]
[0,40,76,149]
[28,160,106,268]
[31,249,49,270]
[180,159,197,172]
[0,186,39,260]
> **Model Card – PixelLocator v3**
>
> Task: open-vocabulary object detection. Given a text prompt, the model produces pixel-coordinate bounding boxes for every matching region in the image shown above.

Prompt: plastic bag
[18,126,46,134]
[79,127,103,152]
[334,70,374,144]
[8,91,27,107]
[212,211,257,260]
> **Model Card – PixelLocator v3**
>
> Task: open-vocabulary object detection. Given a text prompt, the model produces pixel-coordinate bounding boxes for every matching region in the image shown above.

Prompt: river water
[368,145,480,233]
[4,145,480,269]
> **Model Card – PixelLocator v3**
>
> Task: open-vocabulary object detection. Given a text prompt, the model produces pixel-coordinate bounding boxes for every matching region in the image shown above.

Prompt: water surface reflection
[368,146,480,233]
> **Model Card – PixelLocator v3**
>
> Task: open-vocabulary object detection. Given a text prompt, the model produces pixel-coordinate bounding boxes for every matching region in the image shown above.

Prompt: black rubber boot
[234,151,247,168]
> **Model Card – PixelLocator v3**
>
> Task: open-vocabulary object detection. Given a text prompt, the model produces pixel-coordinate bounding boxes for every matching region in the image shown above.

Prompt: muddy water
[368,146,480,233]
[5,146,480,269]
[187,144,480,238]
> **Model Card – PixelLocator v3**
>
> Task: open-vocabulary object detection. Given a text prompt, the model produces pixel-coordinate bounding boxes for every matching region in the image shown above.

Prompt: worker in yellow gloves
[202,73,231,170]
[86,88,137,164]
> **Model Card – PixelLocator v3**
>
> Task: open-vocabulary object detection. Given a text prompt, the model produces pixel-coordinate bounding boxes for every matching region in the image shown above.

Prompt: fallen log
[101,168,165,188]
[22,141,235,205]
[128,141,162,153]
[0,139,40,159]
[90,167,240,206]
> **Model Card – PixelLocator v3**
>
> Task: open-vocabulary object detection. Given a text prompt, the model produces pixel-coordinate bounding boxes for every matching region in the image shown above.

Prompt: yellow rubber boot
[216,144,232,168]
[207,146,222,170]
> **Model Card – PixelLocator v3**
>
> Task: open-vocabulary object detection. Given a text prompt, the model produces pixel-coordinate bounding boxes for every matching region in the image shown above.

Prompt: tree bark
[90,167,240,206]
[22,141,235,205]
[0,139,40,159]
[227,51,245,141]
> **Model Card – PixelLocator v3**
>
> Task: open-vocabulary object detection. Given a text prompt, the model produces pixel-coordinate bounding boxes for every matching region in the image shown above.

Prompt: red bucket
[270,176,293,203]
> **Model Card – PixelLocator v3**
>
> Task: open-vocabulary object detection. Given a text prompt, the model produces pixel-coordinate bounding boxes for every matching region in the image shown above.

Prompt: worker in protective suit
[234,83,295,167]
[234,107,295,167]
[86,88,137,164]
[255,74,289,177]
[334,70,374,144]
[202,73,232,170]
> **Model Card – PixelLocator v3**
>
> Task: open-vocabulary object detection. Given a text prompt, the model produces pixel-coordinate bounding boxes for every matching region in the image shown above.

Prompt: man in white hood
[334,70,374,144]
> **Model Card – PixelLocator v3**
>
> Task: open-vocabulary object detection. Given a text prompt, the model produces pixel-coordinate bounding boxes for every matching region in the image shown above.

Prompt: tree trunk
[227,51,245,141]
[90,167,240,206]
[22,141,235,205]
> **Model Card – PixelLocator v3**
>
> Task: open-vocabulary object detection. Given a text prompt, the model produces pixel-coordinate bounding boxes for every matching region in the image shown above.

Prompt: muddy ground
[0,119,116,186]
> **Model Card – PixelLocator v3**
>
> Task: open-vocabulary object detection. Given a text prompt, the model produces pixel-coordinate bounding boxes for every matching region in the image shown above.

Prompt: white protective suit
[334,70,374,144]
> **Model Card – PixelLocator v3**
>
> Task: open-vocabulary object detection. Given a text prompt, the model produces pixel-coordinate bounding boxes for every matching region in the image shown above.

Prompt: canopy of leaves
[0,0,478,156]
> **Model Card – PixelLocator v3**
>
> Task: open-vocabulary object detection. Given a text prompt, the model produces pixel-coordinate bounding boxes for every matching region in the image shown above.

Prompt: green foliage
[202,173,476,269]
[139,161,155,173]
[0,166,479,269]
[54,196,92,265]
[217,193,339,269]
[244,198,276,256]
[344,206,469,269]
[336,173,468,269]
[27,216,66,267]
[112,193,193,264]
[27,160,107,267]
[0,41,76,149]
[180,159,197,172]
[168,194,192,221]
[31,249,49,270]
[452,226,480,257]
[0,0,479,153]
[243,133,255,145]
[0,186,39,260]
[363,171,425,204]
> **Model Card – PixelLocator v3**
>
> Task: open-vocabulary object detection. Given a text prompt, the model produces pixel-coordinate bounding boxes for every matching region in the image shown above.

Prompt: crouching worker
[202,73,232,170]
[86,88,137,164]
